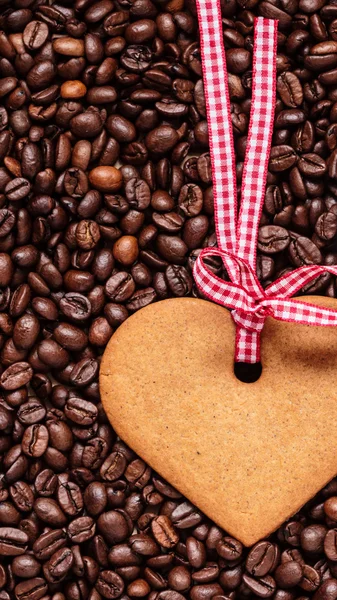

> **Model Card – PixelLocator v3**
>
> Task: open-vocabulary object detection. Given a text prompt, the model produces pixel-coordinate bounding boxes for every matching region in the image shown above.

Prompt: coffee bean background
[0,0,337,599]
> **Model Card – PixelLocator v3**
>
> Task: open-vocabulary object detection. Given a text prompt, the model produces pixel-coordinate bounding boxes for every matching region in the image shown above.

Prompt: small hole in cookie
[234,361,262,383]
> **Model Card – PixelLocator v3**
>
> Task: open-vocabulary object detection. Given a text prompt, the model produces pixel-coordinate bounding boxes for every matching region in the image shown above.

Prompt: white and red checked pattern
[195,0,237,254]
[193,0,337,364]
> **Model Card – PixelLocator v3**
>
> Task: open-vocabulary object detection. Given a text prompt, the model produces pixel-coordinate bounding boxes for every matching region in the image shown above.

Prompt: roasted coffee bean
[89,167,123,193]
[54,322,88,352]
[13,315,40,350]
[17,399,45,425]
[277,72,303,108]
[274,561,303,588]
[1,363,33,391]
[14,578,47,600]
[151,515,179,548]
[316,212,337,241]
[5,178,31,202]
[269,146,298,172]
[146,126,179,154]
[34,469,57,497]
[67,515,96,543]
[301,565,321,592]
[23,22,49,51]
[288,236,322,266]
[10,481,34,513]
[33,529,67,561]
[0,528,28,556]
[301,524,327,553]
[298,153,327,177]
[26,61,56,92]
[76,220,101,250]
[126,288,156,311]
[105,272,136,302]
[37,340,69,369]
[43,547,73,583]
[57,481,83,516]
[12,554,41,578]
[258,226,290,254]
[95,570,125,599]
[60,293,92,322]
[324,529,337,561]
[113,236,139,266]
[97,510,131,544]
[84,482,107,516]
[65,397,97,425]
[100,452,127,481]
[33,498,67,527]
[242,574,276,598]
[246,541,279,576]
[21,424,48,458]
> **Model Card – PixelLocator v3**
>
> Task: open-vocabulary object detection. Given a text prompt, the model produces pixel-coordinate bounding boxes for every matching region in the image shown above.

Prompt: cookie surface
[100,295,337,546]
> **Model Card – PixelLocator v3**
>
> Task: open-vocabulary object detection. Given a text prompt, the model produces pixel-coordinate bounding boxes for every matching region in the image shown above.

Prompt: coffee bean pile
[1,0,337,599]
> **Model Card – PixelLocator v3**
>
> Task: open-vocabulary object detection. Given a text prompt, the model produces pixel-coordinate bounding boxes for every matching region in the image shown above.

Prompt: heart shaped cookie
[99,295,337,546]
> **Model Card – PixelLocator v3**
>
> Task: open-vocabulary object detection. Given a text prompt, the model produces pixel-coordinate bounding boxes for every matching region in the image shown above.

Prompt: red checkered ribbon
[193,0,337,364]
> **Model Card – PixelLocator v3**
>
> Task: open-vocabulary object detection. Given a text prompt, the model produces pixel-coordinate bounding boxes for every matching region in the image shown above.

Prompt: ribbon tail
[266,264,337,299]
[265,298,337,327]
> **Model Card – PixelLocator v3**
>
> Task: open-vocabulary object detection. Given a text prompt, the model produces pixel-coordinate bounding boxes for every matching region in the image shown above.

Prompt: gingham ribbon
[193,0,337,364]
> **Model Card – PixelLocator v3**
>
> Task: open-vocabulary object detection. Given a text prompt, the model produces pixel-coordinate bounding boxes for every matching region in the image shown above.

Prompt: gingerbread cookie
[100,296,337,546]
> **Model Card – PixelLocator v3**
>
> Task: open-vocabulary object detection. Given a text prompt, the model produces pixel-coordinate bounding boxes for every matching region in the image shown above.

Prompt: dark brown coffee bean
[288,236,322,266]
[64,397,97,426]
[269,146,298,172]
[298,153,327,177]
[43,546,73,583]
[37,340,69,370]
[97,510,131,545]
[9,481,34,513]
[14,578,47,600]
[12,554,41,578]
[258,226,290,254]
[300,565,321,592]
[151,516,179,549]
[26,61,56,91]
[146,126,179,155]
[34,497,67,527]
[0,528,28,556]
[246,542,279,576]
[100,452,127,481]
[242,574,276,598]
[1,363,33,391]
[22,424,49,458]
[54,322,88,351]
[324,529,337,561]
[5,178,31,201]
[96,570,125,599]
[274,562,303,588]
[67,515,96,543]
[76,220,101,250]
[33,529,67,561]
[60,293,91,322]
[13,314,40,350]
[105,272,136,302]
[23,22,49,50]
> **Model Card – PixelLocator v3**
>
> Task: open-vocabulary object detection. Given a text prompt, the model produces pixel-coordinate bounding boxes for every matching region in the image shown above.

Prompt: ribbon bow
[193,0,337,365]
